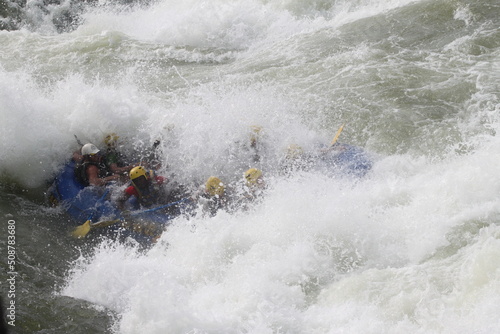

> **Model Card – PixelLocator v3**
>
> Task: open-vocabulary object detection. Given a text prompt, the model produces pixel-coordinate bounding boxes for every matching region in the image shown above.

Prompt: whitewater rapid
[1,0,499,333]
[62,152,500,333]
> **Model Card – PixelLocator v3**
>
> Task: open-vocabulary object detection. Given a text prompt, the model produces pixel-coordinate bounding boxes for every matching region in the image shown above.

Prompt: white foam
[2,0,500,332]
[62,159,500,332]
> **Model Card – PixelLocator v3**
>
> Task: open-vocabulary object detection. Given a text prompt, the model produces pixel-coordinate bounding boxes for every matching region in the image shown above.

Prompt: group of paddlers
[71,133,267,219]
[69,123,373,229]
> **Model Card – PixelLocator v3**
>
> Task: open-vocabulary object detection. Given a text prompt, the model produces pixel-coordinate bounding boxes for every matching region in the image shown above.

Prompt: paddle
[329,123,345,147]
[74,134,84,147]
[132,198,189,215]
[72,198,190,238]
[71,189,110,238]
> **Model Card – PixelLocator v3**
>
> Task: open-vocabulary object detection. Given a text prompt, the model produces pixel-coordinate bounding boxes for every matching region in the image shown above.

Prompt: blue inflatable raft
[48,161,180,242]
[321,143,373,178]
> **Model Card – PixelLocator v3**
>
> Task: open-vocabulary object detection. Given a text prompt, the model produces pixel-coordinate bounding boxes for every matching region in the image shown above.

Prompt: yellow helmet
[130,166,149,181]
[205,176,225,197]
[244,168,263,185]
[104,133,119,147]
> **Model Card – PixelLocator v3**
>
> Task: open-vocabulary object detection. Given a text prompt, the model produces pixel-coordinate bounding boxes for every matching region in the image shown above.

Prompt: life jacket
[105,148,128,167]
[205,196,225,216]
[74,160,111,187]
[132,177,163,208]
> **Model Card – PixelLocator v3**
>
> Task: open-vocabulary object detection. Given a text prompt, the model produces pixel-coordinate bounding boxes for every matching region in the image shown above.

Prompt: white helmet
[81,143,100,156]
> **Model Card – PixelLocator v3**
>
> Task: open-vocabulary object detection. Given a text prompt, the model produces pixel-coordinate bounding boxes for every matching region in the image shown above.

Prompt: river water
[1,0,499,333]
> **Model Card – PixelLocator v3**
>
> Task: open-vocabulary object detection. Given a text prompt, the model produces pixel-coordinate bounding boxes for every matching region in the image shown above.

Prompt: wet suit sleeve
[125,186,139,197]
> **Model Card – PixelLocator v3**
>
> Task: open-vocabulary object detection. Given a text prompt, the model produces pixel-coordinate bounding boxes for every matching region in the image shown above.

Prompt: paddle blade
[330,123,345,147]
[71,220,92,239]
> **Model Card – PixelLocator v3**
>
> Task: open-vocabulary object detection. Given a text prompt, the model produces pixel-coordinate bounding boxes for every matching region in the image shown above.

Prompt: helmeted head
[104,133,119,147]
[130,166,152,189]
[244,168,263,187]
[205,176,225,197]
[130,166,150,181]
[81,143,100,156]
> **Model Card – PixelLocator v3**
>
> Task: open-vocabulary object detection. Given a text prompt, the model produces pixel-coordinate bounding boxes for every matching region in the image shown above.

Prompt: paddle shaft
[74,134,84,147]
[131,198,189,215]
[330,124,345,147]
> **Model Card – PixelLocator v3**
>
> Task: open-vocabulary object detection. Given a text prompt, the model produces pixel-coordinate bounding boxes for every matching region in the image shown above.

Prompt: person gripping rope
[103,133,137,175]
[74,143,122,187]
[226,168,268,212]
[190,170,267,216]
[188,176,233,217]
[119,166,167,209]
[240,168,267,204]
